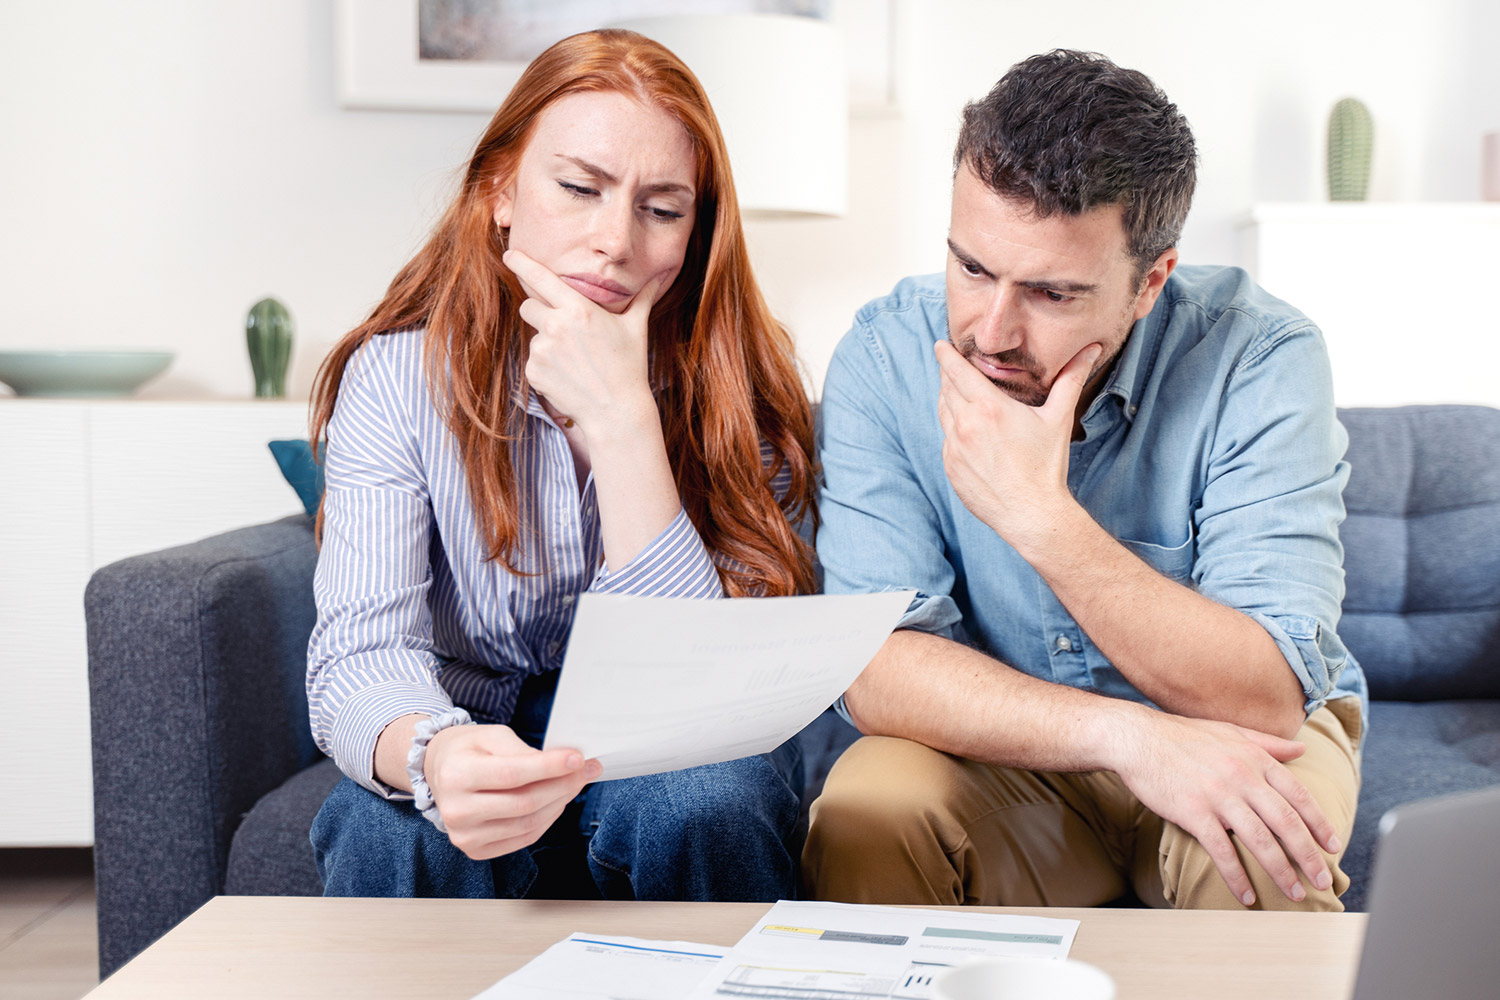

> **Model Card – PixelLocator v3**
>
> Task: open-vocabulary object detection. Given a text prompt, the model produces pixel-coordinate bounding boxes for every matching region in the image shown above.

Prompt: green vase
[1327,98,1374,202]
[246,297,294,398]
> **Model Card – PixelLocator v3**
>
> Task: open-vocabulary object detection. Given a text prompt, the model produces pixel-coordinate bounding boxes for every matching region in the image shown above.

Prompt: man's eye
[558,181,598,198]
[959,259,985,277]
[1041,289,1072,303]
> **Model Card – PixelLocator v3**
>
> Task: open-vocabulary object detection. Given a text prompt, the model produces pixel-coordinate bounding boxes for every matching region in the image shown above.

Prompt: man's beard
[946,312,1131,409]
[946,332,1051,407]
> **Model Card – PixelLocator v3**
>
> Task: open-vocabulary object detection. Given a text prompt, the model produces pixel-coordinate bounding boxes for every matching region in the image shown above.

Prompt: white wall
[4,0,1498,401]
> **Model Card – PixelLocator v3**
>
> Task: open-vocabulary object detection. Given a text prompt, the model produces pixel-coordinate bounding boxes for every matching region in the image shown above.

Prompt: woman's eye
[558,181,597,198]
[645,205,686,222]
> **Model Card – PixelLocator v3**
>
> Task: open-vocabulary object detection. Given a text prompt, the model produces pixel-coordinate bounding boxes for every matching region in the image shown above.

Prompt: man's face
[945,164,1175,412]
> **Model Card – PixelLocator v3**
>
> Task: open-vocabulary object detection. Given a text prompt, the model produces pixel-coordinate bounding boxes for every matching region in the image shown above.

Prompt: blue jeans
[311,741,802,901]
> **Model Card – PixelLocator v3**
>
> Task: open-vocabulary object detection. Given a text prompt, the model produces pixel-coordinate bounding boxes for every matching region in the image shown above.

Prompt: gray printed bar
[819,930,909,946]
[921,927,1065,946]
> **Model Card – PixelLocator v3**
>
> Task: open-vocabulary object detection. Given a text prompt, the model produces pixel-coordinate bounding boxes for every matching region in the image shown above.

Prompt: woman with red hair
[305,29,818,900]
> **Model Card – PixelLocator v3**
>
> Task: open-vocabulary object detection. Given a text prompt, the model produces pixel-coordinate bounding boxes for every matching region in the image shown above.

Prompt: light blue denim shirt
[818,265,1368,727]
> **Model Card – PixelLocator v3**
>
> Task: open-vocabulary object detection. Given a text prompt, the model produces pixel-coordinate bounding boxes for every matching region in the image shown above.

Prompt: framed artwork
[335,0,900,116]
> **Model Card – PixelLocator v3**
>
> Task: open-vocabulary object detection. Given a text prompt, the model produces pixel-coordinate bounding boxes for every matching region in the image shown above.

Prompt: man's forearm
[845,628,1153,773]
[1013,502,1306,738]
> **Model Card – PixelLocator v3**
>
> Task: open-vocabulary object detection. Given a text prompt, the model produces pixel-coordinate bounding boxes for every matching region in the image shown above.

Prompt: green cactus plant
[246,297,294,398]
[1327,98,1374,201]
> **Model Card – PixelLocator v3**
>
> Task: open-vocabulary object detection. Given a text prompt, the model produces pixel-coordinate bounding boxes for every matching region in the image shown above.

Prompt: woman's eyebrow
[557,154,693,196]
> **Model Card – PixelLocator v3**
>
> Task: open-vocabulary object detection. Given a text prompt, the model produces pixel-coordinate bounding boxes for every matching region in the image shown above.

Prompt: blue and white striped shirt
[308,330,786,797]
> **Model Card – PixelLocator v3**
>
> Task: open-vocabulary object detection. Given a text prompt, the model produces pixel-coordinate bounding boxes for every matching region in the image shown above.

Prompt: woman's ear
[492,177,514,229]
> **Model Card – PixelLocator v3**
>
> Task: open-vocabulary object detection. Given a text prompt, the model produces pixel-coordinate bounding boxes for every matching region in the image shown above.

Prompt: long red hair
[310,29,817,597]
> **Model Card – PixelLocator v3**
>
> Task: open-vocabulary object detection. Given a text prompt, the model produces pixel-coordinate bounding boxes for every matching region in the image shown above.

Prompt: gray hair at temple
[954,49,1198,281]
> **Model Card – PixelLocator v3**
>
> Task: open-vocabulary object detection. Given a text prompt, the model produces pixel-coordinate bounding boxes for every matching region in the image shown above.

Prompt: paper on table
[542,590,913,780]
[472,933,725,1000]
[687,899,1081,1000]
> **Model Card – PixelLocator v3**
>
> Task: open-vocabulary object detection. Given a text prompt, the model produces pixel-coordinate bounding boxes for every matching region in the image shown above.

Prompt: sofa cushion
[225,758,341,896]
[1342,698,1500,912]
[1338,406,1500,701]
[268,439,324,518]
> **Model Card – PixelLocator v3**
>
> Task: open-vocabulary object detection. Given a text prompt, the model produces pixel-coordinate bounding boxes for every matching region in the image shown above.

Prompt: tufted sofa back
[1337,405,1500,702]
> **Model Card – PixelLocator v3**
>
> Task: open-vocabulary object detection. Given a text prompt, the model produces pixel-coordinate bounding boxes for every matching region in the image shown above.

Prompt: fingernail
[1241,890,1256,906]
[1327,835,1342,853]
[1316,870,1332,891]
[586,761,603,779]
[566,753,583,769]
[1290,883,1306,902]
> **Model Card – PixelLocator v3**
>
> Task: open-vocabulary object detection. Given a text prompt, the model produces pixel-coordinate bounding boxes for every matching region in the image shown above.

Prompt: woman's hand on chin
[505,248,666,439]
[424,722,603,860]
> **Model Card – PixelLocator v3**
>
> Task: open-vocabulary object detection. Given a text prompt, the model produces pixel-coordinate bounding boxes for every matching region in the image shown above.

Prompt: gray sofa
[86,404,1500,979]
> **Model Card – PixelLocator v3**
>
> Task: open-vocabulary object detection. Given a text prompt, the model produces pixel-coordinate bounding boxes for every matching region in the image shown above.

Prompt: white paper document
[471,903,1079,1000]
[689,900,1081,1000]
[542,590,914,780]
[472,933,726,1000]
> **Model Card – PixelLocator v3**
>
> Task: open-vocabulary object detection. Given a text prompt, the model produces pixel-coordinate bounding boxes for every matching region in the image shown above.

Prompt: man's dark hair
[954,49,1197,278]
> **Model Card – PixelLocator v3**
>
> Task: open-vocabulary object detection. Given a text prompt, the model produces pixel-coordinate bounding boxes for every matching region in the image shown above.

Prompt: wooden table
[86,896,1367,999]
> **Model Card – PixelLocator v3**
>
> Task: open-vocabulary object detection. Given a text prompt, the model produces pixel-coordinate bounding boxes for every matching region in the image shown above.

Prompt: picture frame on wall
[335,0,900,116]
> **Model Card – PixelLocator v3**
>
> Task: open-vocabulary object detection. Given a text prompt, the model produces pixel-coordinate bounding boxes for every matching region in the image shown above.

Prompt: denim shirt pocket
[1118,531,1195,583]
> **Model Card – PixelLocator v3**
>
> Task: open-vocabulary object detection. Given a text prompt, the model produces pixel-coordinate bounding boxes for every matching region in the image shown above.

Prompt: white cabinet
[0,399,309,846]
[1237,203,1500,408]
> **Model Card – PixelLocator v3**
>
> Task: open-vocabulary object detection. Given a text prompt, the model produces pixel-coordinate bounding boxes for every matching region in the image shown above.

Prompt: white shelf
[0,399,310,846]
[1237,203,1500,409]
[1240,201,1500,225]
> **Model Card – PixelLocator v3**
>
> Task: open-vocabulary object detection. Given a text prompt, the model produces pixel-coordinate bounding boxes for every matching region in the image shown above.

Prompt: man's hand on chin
[934,339,1100,552]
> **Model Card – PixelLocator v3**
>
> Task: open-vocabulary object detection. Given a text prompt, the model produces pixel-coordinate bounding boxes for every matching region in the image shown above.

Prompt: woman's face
[494,90,699,314]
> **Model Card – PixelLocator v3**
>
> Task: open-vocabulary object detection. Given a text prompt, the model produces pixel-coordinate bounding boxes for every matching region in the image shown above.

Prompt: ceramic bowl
[0,350,174,397]
[935,958,1116,1000]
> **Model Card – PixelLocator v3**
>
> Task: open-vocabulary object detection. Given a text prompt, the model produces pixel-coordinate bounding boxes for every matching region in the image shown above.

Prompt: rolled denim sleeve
[818,317,962,640]
[1192,318,1354,717]
[820,310,964,730]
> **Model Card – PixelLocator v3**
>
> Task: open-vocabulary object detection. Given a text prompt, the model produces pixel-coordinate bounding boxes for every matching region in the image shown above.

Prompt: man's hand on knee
[1110,709,1342,906]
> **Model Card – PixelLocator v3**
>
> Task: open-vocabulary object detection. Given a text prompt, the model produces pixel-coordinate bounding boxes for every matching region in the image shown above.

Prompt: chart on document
[690,900,1080,1000]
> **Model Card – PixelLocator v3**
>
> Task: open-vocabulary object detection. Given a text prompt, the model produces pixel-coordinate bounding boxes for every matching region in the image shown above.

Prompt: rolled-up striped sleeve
[307,339,454,798]
[591,507,724,598]
[589,439,798,599]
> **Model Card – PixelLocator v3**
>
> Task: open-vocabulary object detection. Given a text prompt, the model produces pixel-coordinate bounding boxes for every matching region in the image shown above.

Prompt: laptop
[1351,785,1500,1000]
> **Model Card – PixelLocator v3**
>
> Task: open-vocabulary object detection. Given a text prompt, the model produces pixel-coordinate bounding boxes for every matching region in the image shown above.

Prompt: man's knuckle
[1245,826,1276,851]
[1269,802,1300,829]
[1207,838,1238,863]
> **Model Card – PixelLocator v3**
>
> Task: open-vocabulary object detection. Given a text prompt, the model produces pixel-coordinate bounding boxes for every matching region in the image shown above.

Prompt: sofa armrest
[86,514,320,977]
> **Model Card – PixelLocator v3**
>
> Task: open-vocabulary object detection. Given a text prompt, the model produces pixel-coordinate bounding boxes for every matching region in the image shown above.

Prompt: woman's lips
[562,273,632,306]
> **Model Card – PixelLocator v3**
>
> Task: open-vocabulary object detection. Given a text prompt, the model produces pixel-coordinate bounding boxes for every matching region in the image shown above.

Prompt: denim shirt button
[1054,634,1074,652]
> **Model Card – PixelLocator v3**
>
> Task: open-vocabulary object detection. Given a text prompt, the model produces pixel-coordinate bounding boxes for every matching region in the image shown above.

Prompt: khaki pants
[803,702,1362,911]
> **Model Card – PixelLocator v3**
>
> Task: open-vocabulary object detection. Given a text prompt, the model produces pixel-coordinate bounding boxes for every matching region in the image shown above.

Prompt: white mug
[934,957,1116,1000]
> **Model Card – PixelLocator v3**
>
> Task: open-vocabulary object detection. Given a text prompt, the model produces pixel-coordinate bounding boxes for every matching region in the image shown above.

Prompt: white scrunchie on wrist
[406,707,474,832]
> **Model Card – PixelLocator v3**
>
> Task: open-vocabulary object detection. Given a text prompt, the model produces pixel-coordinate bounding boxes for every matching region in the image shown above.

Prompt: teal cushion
[268,439,324,517]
